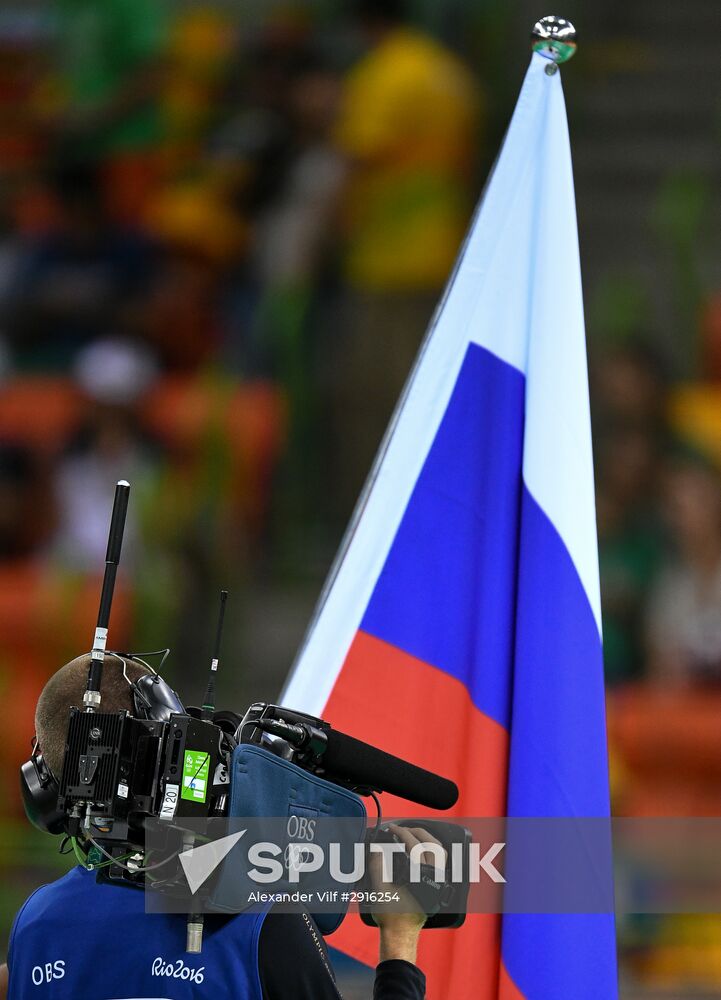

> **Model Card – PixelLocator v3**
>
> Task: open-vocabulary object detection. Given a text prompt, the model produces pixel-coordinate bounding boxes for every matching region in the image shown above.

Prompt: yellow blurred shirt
[335,28,481,291]
[669,382,721,468]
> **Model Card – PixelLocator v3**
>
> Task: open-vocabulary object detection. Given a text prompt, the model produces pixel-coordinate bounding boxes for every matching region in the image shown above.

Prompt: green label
[181,749,210,803]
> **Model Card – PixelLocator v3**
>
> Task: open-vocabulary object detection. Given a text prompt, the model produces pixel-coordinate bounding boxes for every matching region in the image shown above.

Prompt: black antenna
[201,590,228,720]
[83,481,130,712]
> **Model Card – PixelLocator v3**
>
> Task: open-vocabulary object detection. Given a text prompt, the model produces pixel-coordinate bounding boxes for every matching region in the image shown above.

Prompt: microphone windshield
[322,728,458,810]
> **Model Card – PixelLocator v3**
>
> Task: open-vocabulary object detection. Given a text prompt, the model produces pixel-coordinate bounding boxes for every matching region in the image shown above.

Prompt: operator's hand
[369,824,446,965]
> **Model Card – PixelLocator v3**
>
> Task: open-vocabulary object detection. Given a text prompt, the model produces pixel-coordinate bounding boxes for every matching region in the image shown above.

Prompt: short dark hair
[36,654,150,778]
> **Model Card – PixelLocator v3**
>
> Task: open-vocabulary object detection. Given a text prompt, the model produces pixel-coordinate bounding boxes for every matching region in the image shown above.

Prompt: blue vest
[8,867,266,1000]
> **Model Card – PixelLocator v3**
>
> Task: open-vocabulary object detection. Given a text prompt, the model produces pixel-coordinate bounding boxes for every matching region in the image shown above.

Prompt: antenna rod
[202,590,228,720]
[84,481,130,711]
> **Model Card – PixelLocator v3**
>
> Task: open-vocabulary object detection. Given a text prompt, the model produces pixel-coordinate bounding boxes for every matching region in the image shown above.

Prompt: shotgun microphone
[321,728,459,810]
[255,713,459,810]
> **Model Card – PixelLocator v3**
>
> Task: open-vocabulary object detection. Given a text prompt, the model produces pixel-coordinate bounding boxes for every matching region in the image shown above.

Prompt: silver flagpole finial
[531,15,577,74]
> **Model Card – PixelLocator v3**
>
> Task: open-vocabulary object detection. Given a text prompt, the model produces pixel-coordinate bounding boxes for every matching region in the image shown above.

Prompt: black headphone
[20,653,187,836]
[20,739,65,835]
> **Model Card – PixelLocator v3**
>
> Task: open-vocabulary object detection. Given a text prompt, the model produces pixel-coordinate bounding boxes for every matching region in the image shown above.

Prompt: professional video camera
[21,482,467,951]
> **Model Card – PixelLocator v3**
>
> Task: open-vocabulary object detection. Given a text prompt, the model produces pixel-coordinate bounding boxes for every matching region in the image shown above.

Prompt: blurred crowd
[0,0,483,816]
[595,328,721,804]
[595,324,721,983]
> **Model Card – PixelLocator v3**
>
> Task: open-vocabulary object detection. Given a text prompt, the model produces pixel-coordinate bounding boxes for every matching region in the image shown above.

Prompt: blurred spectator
[160,7,235,171]
[50,0,169,223]
[331,0,480,516]
[336,0,479,289]
[0,12,51,178]
[597,424,664,684]
[646,455,721,686]
[144,185,242,371]
[592,338,668,434]
[0,444,51,559]
[592,339,669,683]
[252,58,344,293]
[249,56,345,535]
[210,20,312,237]
[4,162,156,371]
[208,25,321,375]
[53,337,159,571]
[667,295,721,469]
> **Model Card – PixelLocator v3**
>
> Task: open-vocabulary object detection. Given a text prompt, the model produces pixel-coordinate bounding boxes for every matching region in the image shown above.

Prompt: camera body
[55,698,369,861]
[58,708,229,855]
[42,697,378,892]
[20,483,467,947]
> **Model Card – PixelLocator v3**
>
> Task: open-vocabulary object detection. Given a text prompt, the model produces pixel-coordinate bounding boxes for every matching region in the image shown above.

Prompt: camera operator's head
[35,653,150,778]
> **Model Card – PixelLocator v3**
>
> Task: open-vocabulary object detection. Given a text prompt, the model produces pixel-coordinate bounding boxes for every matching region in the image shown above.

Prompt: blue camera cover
[208,744,367,934]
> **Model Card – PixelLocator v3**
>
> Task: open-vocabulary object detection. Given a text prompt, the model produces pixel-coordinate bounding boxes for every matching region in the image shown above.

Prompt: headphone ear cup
[212,710,243,738]
[132,672,186,722]
[20,754,64,835]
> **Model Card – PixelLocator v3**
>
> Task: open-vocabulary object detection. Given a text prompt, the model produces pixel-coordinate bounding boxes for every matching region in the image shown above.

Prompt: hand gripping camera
[21,482,469,950]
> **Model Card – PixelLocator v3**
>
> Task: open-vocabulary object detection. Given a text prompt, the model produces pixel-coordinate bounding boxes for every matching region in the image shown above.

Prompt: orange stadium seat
[142,375,287,527]
[0,378,85,454]
[607,684,721,816]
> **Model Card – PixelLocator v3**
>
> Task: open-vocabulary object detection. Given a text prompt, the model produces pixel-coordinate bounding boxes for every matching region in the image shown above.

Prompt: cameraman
[3,655,440,999]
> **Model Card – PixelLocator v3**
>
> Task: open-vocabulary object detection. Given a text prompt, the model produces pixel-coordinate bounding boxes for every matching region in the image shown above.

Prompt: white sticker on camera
[160,783,179,821]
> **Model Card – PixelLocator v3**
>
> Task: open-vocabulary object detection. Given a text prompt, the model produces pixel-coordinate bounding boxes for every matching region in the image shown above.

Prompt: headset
[20,651,187,836]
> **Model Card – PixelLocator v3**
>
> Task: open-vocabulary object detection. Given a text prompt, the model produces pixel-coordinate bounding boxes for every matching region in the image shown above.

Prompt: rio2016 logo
[151,957,205,983]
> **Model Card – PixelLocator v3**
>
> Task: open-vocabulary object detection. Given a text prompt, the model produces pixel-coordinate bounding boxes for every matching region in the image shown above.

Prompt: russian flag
[282,52,617,998]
